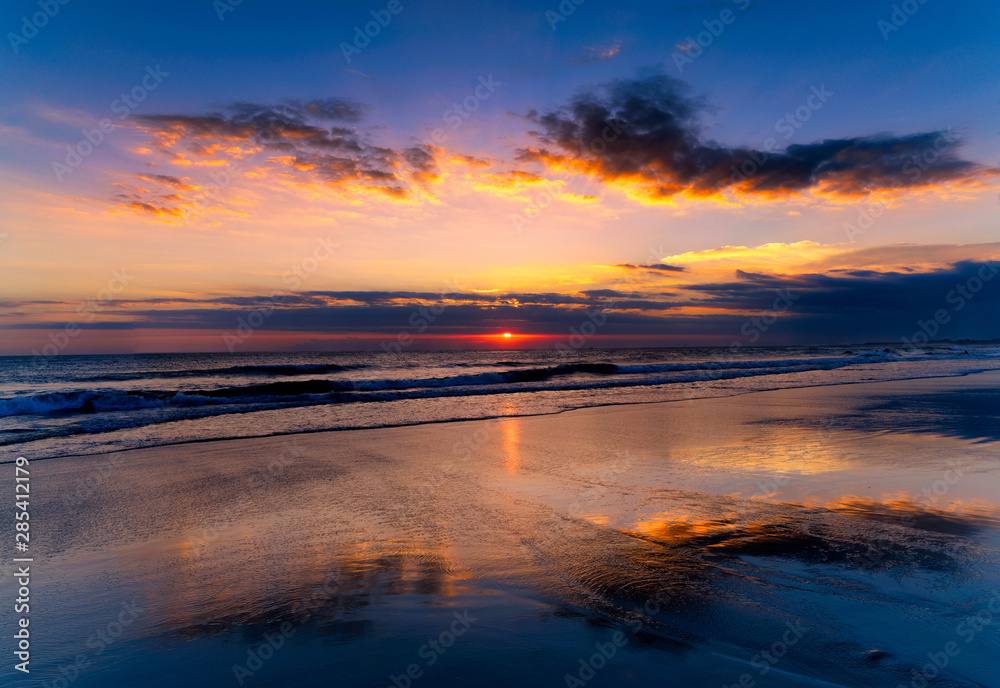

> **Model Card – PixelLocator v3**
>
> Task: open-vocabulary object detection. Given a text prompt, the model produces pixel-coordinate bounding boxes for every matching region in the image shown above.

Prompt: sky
[0,0,998,353]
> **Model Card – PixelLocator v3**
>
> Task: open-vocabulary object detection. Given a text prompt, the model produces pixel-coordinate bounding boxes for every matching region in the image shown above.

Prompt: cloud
[112,177,197,218]
[517,72,995,202]
[113,73,995,220]
[134,173,197,191]
[567,41,623,66]
[657,241,1000,286]
[120,200,185,218]
[580,289,629,298]
[800,242,1000,273]
[660,241,844,276]
[130,99,439,201]
[679,260,1000,342]
[5,258,998,346]
[402,144,440,185]
[617,263,687,273]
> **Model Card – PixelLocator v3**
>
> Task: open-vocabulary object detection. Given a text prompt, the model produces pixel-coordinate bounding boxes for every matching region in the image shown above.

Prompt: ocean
[3,343,999,459]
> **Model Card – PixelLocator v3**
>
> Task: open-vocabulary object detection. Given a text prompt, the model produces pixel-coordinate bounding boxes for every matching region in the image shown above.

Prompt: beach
[6,371,999,688]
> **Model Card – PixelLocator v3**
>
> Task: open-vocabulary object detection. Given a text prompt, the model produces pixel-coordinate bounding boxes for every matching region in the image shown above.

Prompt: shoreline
[15,366,1000,463]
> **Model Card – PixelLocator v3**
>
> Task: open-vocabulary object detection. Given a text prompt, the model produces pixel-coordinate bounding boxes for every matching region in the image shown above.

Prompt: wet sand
[6,372,1000,687]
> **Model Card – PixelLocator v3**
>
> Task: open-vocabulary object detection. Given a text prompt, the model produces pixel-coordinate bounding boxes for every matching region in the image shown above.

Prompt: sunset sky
[1,0,998,353]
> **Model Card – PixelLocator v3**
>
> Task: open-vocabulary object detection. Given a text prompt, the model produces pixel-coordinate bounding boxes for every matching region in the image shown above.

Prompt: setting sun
[503,332,512,338]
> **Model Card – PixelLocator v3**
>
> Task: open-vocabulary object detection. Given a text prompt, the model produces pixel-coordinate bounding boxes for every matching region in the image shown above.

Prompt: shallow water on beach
[2,374,999,687]
[3,344,999,459]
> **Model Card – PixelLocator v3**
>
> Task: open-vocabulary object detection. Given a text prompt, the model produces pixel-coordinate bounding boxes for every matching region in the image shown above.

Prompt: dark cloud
[133,99,436,199]
[518,72,993,199]
[402,145,440,185]
[121,200,184,218]
[618,263,687,273]
[580,289,628,298]
[7,262,998,346]
[293,98,367,122]
[677,260,1000,342]
[135,173,196,190]
[216,98,367,126]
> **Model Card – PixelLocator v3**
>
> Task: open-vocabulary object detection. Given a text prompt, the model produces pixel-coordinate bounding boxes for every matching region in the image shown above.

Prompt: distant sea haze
[2,343,997,459]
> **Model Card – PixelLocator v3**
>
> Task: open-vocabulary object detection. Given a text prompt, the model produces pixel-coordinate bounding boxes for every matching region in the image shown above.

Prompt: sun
[502,332,512,338]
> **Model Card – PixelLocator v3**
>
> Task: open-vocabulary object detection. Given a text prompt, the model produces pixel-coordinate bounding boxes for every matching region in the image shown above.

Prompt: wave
[5,349,997,420]
[0,389,171,416]
[614,353,894,374]
[339,356,889,391]
[0,356,878,418]
[47,347,997,386]
[73,362,363,382]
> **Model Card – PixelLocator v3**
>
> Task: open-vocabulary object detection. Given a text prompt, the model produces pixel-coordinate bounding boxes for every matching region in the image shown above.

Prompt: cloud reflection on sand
[157,546,460,642]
